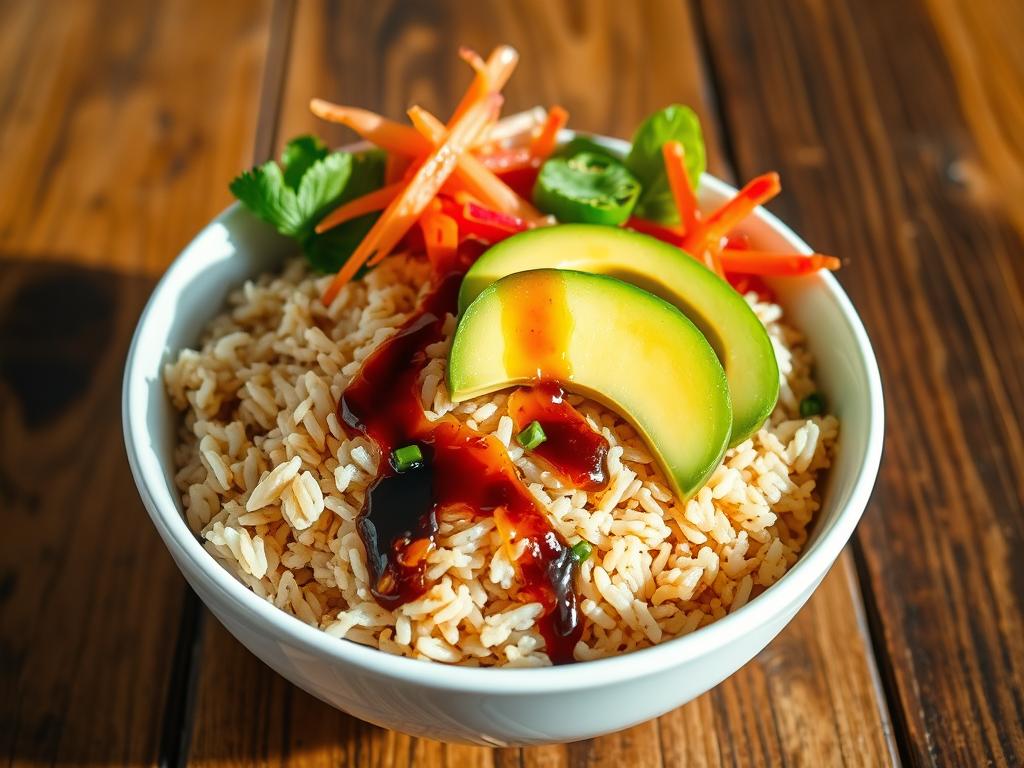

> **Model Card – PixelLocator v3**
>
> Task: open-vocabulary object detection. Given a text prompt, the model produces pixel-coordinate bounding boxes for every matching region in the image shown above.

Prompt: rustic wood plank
[701,0,1024,764]
[185,1,895,766]
[0,1,272,765]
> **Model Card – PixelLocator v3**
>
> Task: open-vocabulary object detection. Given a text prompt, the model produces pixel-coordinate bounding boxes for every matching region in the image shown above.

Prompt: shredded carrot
[720,249,842,276]
[420,211,459,275]
[384,153,411,184]
[529,105,568,158]
[321,95,500,304]
[449,45,519,127]
[315,182,403,234]
[308,100,430,155]
[479,146,539,173]
[683,172,781,253]
[409,105,543,221]
[662,141,700,237]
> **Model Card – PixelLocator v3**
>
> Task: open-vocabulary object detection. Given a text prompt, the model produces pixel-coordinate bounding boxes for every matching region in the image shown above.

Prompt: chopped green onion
[392,444,424,472]
[571,540,593,562]
[516,420,547,451]
[800,393,824,418]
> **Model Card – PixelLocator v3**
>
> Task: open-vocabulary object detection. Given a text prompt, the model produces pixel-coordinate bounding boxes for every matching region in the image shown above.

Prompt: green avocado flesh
[457,224,779,445]
[447,269,732,500]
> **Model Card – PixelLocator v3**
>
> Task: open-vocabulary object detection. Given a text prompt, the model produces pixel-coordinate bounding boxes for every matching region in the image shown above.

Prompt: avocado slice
[448,268,732,500]
[458,224,778,445]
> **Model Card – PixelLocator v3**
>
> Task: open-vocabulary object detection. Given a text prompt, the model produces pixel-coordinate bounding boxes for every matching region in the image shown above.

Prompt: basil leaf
[626,105,706,224]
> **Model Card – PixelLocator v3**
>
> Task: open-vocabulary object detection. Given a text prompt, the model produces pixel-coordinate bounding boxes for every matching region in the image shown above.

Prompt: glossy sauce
[339,269,582,661]
[500,269,573,381]
[508,382,609,491]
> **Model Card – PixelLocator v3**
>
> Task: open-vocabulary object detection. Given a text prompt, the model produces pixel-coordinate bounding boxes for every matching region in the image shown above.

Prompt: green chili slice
[533,151,641,226]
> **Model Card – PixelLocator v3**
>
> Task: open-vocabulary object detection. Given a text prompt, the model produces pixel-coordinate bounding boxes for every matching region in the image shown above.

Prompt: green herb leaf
[229,137,387,273]
[625,105,706,224]
[304,212,379,273]
[281,135,329,190]
[229,161,306,236]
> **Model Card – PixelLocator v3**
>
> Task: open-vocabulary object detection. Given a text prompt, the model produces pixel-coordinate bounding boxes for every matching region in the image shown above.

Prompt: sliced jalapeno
[533,152,641,226]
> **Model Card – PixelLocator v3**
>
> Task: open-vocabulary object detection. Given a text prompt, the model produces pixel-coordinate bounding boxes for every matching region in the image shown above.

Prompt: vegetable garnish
[516,420,547,450]
[315,181,402,234]
[721,250,842,276]
[533,152,641,226]
[661,141,700,237]
[392,444,425,472]
[682,172,781,253]
[530,105,569,159]
[626,104,706,224]
[571,540,594,562]
[800,393,824,417]
[406,105,541,223]
[229,44,842,298]
[229,136,385,269]
[321,94,500,304]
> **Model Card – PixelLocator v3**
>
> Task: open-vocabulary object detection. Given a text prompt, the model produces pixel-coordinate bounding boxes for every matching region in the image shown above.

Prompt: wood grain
[0,1,271,765]
[701,0,1024,763]
[185,1,895,765]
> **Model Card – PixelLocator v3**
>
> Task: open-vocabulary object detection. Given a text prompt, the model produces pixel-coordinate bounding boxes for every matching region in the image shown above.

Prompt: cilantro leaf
[229,161,306,236]
[229,136,387,272]
[281,135,329,190]
[626,105,706,224]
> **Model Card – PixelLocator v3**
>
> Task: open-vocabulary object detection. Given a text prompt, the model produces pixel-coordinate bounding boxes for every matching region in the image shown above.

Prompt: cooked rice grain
[166,256,838,666]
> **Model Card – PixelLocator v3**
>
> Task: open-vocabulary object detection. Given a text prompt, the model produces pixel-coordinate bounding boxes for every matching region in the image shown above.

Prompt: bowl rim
[123,134,884,694]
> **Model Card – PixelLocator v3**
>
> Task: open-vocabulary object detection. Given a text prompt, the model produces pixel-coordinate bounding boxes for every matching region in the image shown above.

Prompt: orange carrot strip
[384,153,412,184]
[662,141,700,237]
[479,146,539,173]
[529,105,568,158]
[683,172,781,252]
[320,95,500,303]
[409,105,542,221]
[314,182,403,234]
[309,100,430,154]
[449,45,519,126]
[420,211,459,275]
[720,249,842,276]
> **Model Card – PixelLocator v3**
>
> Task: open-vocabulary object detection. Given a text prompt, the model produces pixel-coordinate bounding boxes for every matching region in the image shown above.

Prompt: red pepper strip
[439,197,531,243]
[661,141,700,237]
[464,201,530,233]
[720,249,842,276]
[529,105,569,158]
[727,273,775,302]
[625,217,685,247]
[682,172,781,253]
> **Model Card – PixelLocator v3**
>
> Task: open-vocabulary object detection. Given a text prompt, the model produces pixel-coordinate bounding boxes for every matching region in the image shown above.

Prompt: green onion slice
[571,539,594,562]
[515,420,547,451]
[392,444,424,472]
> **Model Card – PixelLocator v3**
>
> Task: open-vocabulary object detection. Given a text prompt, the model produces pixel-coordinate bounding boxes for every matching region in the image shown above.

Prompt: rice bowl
[125,43,882,742]
[165,251,837,667]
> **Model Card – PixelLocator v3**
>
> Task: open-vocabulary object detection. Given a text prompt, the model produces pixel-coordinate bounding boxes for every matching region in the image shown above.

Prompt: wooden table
[2,0,1022,765]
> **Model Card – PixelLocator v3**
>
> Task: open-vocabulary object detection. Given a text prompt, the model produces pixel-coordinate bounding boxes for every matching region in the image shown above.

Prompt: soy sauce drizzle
[339,270,582,662]
[508,382,609,491]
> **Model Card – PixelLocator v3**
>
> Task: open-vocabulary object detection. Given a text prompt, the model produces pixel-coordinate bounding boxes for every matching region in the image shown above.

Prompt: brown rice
[165,255,838,667]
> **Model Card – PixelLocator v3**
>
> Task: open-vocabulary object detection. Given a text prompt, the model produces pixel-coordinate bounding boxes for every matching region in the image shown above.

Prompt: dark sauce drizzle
[509,382,609,491]
[340,269,608,663]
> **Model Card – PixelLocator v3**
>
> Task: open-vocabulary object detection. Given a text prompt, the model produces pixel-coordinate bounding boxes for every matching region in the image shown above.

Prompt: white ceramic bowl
[123,135,883,746]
